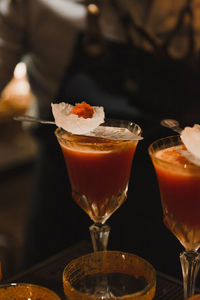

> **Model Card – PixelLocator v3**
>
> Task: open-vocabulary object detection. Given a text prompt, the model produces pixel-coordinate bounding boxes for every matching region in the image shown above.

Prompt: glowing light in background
[0,62,33,121]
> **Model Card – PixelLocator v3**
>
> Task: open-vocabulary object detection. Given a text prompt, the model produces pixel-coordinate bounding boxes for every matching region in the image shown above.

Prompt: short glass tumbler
[63,250,156,300]
[0,283,61,300]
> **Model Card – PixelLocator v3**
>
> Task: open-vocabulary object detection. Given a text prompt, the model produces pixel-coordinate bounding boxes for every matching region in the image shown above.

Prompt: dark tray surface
[4,241,185,300]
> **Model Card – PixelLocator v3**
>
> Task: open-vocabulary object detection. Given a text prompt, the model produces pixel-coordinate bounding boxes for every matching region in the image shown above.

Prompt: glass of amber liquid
[0,283,61,300]
[149,135,200,299]
[63,250,156,300]
[55,119,141,252]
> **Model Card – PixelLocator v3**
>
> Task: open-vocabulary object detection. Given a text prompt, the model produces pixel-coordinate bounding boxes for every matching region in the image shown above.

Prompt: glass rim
[0,283,61,299]
[63,250,156,298]
[55,118,142,145]
[148,134,200,170]
[148,134,180,154]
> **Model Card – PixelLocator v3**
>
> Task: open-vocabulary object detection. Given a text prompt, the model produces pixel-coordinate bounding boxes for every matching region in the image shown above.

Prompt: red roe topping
[71,103,94,119]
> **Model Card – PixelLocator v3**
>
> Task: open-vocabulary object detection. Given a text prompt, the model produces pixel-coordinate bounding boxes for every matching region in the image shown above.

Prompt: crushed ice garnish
[180,124,200,166]
[51,102,105,134]
[85,126,143,141]
[178,150,200,166]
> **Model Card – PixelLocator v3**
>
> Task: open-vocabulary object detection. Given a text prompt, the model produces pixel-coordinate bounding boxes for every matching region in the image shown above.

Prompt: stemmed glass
[148,135,200,299]
[55,119,141,252]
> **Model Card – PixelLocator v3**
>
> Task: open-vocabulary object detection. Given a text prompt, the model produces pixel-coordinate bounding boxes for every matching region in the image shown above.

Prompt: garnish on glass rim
[160,119,200,166]
[71,102,94,119]
[180,124,200,166]
[51,102,143,140]
[51,102,104,135]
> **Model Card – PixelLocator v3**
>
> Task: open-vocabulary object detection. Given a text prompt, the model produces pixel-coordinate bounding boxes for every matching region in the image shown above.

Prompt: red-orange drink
[56,124,140,224]
[149,135,200,251]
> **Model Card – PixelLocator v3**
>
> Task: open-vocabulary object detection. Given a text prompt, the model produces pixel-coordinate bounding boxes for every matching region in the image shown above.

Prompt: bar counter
[3,241,184,299]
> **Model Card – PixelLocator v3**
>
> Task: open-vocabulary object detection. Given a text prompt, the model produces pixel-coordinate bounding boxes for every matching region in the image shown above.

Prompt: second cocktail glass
[55,119,141,252]
[149,135,200,299]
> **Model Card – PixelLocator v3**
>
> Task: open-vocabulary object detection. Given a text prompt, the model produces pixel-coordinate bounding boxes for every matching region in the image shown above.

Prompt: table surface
[3,241,185,300]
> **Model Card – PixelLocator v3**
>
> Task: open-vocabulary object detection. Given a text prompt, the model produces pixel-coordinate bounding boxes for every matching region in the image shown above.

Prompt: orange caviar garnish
[71,103,94,119]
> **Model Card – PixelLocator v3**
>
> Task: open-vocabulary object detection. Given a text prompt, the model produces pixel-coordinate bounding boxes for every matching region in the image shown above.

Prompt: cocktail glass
[0,283,61,300]
[148,135,200,299]
[63,250,156,300]
[55,119,141,252]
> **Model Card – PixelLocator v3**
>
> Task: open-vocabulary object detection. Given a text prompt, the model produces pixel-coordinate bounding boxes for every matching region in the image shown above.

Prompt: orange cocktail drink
[53,102,142,258]
[149,136,200,251]
[56,126,138,224]
[54,103,143,298]
[149,134,200,299]
[55,117,141,253]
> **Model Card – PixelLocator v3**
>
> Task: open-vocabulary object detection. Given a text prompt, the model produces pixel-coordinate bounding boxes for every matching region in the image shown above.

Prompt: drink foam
[60,127,138,154]
[155,145,200,176]
[155,145,189,165]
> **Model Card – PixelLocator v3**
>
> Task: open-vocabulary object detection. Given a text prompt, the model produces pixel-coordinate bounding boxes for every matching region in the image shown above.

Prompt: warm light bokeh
[0,62,34,122]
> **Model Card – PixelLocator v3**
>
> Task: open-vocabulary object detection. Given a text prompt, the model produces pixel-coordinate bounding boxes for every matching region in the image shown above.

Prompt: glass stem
[89,223,114,298]
[89,223,110,252]
[180,250,200,299]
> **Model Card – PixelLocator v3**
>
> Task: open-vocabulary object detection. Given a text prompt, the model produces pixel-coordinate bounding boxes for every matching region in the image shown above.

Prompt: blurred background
[0,62,37,278]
